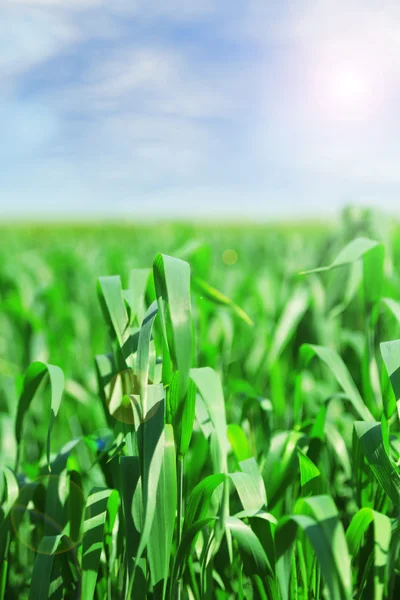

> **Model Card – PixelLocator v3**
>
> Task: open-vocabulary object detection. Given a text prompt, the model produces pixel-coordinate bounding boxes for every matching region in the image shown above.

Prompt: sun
[311,51,383,123]
[325,66,372,116]
[329,66,368,110]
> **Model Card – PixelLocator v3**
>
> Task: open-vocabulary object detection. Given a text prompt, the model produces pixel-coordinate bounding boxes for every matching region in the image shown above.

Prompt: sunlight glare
[311,51,384,123]
[330,67,368,109]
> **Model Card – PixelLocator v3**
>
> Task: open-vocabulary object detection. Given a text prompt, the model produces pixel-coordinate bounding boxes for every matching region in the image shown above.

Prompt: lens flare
[222,249,238,265]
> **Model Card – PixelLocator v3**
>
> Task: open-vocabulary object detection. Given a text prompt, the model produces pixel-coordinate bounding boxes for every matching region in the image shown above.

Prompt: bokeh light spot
[222,249,238,265]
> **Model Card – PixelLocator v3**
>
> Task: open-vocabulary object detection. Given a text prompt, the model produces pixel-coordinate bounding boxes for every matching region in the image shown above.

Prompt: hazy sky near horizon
[1,1,400,220]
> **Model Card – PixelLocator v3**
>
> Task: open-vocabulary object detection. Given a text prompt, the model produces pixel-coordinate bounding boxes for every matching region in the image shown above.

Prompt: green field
[1,209,400,599]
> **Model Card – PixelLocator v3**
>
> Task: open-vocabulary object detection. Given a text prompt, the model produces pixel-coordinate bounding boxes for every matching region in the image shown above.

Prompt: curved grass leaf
[229,471,266,513]
[300,344,372,421]
[227,424,252,463]
[136,300,158,413]
[167,372,196,458]
[15,361,64,469]
[363,243,385,307]
[263,430,304,508]
[29,535,69,600]
[179,377,196,458]
[354,421,400,507]
[240,458,267,507]
[130,386,166,591]
[346,507,391,600]
[119,455,142,581]
[300,238,380,275]
[97,276,132,367]
[148,424,177,595]
[153,253,192,398]
[0,467,19,567]
[171,517,216,592]
[380,339,400,420]
[226,516,272,577]
[0,467,19,525]
[297,448,321,495]
[125,268,151,326]
[329,261,362,318]
[381,297,400,320]
[276,495,352,600]
[190,368,229,468]
[82,487,119,600]
[184,474,225,533]
[267,285,309,367]
[229,458,267,512]
[190,367,231,553]
[192,276,253,326]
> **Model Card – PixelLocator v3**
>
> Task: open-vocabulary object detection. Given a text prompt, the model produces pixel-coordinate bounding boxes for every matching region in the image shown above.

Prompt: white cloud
[2,0,400,218]
[0,5,122,90]
[0,9,77,83]
[86,47,181,97]
[46,44,236,119]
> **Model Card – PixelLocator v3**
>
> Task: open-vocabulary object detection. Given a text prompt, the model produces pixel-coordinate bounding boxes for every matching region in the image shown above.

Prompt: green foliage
[2,218,400,598]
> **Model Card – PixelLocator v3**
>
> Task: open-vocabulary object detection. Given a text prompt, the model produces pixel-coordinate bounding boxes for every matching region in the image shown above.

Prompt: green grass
[1,208,400,599]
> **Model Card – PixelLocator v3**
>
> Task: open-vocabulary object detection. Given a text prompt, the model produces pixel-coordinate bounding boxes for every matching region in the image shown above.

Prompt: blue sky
[1,0,400,220]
